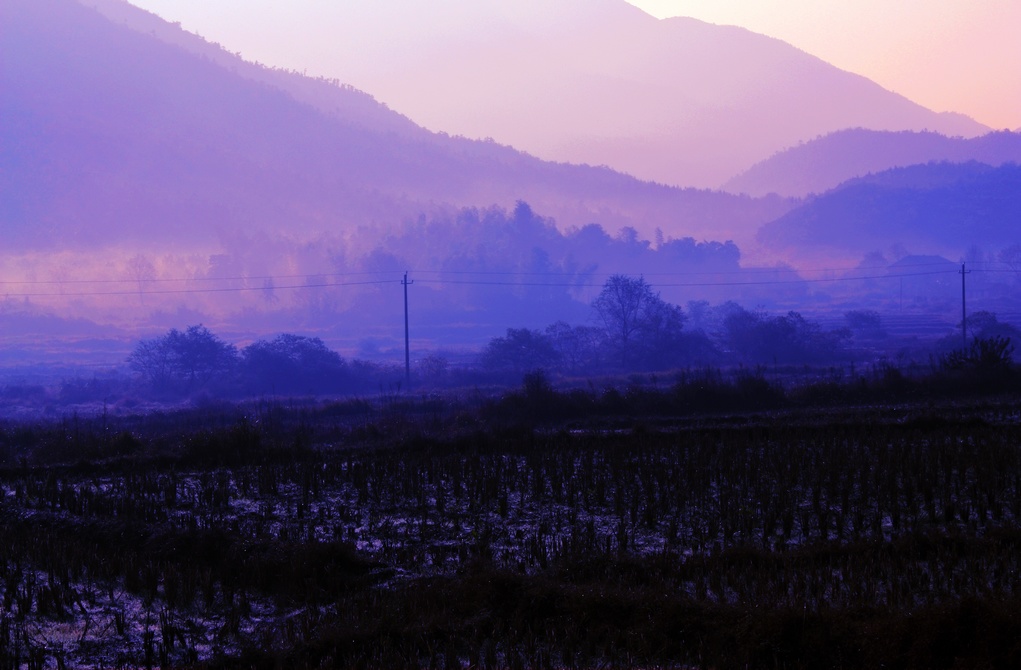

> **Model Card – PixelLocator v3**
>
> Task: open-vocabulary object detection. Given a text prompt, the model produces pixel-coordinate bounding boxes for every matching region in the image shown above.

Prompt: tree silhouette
[723,308,848,364]
[592,275,684,368]
[129,325,237,393]
[481,328,561,375]
[125,254,156,305]
[242,334,347,394]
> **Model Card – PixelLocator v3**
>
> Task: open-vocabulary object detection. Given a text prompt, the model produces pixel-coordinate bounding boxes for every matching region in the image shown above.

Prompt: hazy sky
[629,0,1020,130]
[124,0,1020,130]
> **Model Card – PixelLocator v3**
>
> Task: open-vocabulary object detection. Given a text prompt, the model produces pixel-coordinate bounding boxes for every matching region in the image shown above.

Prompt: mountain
[725,129,1021,197]
[1,0,791,254]
[158,0,989,189]
[81,0,428,141]
[756,162,1021,261]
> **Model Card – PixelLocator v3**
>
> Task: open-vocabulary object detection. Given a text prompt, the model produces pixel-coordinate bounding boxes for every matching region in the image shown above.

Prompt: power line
[652,270,958,288]
[417,269,959,289]
[0,259,985,287]
[0,271,403,286]
[408,260,966,278]
[2,279,394,298]
[0,268,986,299]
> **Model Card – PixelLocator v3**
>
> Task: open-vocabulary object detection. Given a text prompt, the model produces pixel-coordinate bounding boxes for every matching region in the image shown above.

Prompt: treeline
[479,291,854,381]
[488,337,1019,425]
[186,201,748,330]
[477,276,1020,383]
[127,326,384,397]
[122,290,1017,401]
[4,275,1017,410]
[121,276,865,399]
[759,161,1021,255]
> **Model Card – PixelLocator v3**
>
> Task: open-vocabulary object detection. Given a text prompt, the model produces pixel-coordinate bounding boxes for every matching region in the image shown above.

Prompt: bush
[128,325,237,394]
[939,336,1015,376]
[242,334,350,395]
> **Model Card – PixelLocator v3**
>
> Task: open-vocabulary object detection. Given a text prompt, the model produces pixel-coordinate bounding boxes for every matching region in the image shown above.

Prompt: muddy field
[2,390,1021,668]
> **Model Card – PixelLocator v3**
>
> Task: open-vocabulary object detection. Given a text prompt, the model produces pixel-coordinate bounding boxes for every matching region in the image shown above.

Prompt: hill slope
[756,162,1021,260]
[725,129,1021,197]
[139,0,989,188]
[0,0,790,253]
[82,0,428,141]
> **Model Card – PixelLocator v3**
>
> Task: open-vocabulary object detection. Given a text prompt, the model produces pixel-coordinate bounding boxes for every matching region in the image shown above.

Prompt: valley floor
[1,393,1020,668]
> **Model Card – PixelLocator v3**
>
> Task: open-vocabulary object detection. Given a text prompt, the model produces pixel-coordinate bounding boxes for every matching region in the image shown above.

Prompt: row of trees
[128,277,1020,396]
[128,326,367,396]
[480,275,855,377]
[482,277,1021,380]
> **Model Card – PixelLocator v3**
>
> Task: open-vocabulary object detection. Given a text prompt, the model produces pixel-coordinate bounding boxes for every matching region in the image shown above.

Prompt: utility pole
[402,272,413,387]
[960,262,970,346]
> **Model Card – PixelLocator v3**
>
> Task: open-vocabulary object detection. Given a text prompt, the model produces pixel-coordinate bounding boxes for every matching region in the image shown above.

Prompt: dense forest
[759,162,1021,257]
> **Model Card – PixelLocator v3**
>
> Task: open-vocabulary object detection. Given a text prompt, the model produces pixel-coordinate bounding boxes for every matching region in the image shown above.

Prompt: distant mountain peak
[2,0,790,253]
[130,0,989,188]
[77,0,426,140]
[725,129,1021,197]
[756,161,1021,262]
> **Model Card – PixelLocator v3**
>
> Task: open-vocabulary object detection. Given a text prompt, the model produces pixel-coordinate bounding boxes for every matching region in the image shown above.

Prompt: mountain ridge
[79,0,428,141]
[1,0,790,254]
[158,0,990,188]
[756,161,1021,262]
[725,129,1021,197]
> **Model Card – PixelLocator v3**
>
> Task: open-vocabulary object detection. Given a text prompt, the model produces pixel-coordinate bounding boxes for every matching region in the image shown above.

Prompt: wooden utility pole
[402,272,413,386]
[960,262,970,346]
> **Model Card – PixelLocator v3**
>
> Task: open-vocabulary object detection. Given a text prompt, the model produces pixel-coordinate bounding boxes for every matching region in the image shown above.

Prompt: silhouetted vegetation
[128,325,237,394]
[241,333,356,396]
[123,327,393,400]
[1,360,1020,667]
[759,161,1021,255]
[5,293,1012,414]
[727,128,1021,197]
[110,273,867,401]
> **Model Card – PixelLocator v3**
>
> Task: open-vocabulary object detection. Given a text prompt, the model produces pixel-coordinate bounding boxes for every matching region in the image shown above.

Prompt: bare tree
[592,275,653,355]
[128,325,237,393]
[592,275,684,368]
[127,336,174,388]
[999,244,1021,284]
[125,254,156,305]
[545,321,602,374]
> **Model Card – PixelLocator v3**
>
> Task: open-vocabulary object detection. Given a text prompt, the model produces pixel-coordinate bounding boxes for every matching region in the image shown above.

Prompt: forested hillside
[726,129,1021,197]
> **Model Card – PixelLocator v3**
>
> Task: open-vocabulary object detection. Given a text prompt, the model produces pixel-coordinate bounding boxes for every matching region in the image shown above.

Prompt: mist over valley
[94,0,987,190]
[5,2,1021,669]
[4,0,1018,383]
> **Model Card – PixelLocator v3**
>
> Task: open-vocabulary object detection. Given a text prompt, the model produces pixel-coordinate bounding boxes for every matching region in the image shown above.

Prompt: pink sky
[629,0,1021,131]
[122,0,1019,131]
